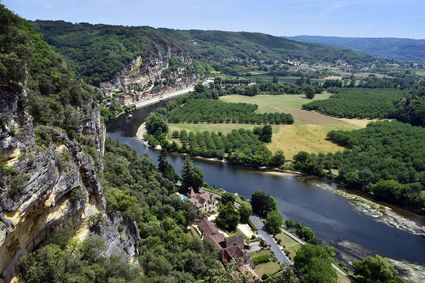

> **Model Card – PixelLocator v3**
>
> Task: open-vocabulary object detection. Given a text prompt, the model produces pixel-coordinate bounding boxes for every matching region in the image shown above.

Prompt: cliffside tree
[181,157,204,193]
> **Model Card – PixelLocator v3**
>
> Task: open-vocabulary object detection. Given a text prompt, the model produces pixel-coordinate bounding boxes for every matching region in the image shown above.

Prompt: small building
[188,188,218,214]
[195,219,252,267]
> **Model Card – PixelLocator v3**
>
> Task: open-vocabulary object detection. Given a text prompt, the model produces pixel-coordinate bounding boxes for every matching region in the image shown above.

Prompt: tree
[145,112,168,137]
[251,191,277,218]
[353,256,402,283]
[270,150,285,167]
[297,226,316,243]
[239,203,252,224]
[272,74,279,84]
[304,85,316,99]
[221,192,236,205]
[181,157,204,193]
[158,149,178,182]
[215,203,240,232]
[264,210,283,235]
[254,125,272,143]
[294,244,337,283]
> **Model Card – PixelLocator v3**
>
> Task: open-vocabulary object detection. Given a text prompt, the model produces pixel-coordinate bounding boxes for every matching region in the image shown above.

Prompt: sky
[3,0,425,39]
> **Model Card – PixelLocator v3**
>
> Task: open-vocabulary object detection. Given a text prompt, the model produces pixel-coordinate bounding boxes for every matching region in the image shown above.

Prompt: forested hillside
[0,5,223,281]
[33,20,374,84]
[291,35,425,62]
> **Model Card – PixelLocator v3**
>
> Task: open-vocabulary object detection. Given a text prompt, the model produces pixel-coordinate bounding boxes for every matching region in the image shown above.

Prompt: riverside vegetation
[1,3,424,282]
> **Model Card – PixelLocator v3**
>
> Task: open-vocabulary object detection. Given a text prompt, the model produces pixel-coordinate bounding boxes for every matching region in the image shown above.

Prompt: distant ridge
[290,35,425,62]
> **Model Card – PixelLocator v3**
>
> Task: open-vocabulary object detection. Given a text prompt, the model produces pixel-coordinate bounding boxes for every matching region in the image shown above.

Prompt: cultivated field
[168,94,372,160]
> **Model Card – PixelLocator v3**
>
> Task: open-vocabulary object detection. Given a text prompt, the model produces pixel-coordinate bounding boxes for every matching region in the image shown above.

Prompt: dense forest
[302,88,406,118]
[33,20,376,84]
[167,99,294,124]
[293,121,425,212]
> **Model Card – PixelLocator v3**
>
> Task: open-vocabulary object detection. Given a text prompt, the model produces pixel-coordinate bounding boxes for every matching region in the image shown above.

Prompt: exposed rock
[0,82,137,281]
[100,50,197,105]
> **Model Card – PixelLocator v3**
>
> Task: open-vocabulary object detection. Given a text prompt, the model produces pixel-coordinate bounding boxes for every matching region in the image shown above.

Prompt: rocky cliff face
[0,82,138,282]
[100,49,196,103]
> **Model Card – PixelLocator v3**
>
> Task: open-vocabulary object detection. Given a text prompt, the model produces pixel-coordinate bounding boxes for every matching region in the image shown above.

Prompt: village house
[188,188,219,214]
[195,219,251,265]
[194,218,259,281]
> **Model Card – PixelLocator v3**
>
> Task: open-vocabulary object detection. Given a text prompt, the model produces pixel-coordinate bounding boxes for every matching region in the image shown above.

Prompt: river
[107,101,425,267]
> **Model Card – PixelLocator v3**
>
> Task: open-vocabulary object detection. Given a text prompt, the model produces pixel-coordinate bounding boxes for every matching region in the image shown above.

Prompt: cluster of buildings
[181,188,259,281]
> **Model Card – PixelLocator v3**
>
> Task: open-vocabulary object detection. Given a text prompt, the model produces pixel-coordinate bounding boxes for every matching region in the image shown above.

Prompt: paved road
[249,215,292,265]
[133,85,194,109]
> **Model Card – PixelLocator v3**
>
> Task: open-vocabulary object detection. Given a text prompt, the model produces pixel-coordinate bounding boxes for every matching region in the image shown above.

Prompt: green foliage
[252,253,272,265]
[251,190,277,218]
[285,219,318,244]
[145,112,169,137]
[293,151,325,177]
[215,203,240,232]
[35,20,374,84]
[158,149,179,183]
[17,234,139,283]
[264,210,283,235]
[221,192,236,205]
[168,99,293,125]
[294,244,337,283]
[177,128,276,167]
[181,157,204,193]
[303,88,406,119]
[239,203,253,224]
[103,138,222,281]
[253,125,273,143]
[396,81,425,126]
[353,256,402,283]
[323,121,425,211]
[304,85,316,99]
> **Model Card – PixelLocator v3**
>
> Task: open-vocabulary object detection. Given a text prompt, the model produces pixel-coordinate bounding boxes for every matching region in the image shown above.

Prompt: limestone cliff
[100,50,197,104]
[0,6,139,281]
[0,81,139,282]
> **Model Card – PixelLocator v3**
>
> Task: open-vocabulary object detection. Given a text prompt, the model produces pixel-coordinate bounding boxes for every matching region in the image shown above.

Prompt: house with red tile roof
[188,188,218,214]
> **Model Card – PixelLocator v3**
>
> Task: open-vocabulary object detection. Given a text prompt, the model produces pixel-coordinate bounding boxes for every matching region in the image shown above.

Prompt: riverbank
[136,123,300,175]
[314,182,425,237]
[136,120,425,237]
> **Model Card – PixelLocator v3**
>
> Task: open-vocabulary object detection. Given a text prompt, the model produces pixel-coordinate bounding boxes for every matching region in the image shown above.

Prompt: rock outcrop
[100,50,197,104]
[0,82,138,281]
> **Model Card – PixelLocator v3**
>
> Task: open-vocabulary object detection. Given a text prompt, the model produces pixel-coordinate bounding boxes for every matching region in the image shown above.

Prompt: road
[249,215,292,265]
[133,85,194,109]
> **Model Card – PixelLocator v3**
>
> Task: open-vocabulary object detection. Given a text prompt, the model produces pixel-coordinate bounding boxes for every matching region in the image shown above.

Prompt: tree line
[293,121,425,213]
[167,99,294,124]
[170,128,285,167]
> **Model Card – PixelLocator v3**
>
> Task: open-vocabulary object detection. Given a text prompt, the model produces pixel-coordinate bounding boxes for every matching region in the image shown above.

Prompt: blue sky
[3,0,425,39]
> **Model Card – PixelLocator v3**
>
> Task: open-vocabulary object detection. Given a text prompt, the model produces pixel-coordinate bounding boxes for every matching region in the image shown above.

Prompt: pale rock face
[0,82,138,281]
[100,50,197,102]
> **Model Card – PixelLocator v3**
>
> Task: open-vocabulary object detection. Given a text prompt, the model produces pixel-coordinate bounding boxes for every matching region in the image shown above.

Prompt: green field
[220,93,333,117]
[254,261,281,277]
[168,94,367,159]
[276,233,301,259]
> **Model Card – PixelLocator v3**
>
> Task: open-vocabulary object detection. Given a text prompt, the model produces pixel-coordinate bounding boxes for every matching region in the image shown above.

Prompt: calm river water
[108,102,425,265]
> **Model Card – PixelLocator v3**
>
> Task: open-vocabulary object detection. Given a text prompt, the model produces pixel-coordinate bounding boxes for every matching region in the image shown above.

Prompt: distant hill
[33,20,374,85]
[290,35,425,62]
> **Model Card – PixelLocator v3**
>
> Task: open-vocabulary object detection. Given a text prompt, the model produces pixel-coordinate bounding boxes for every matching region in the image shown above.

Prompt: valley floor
[170,94,375,159]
